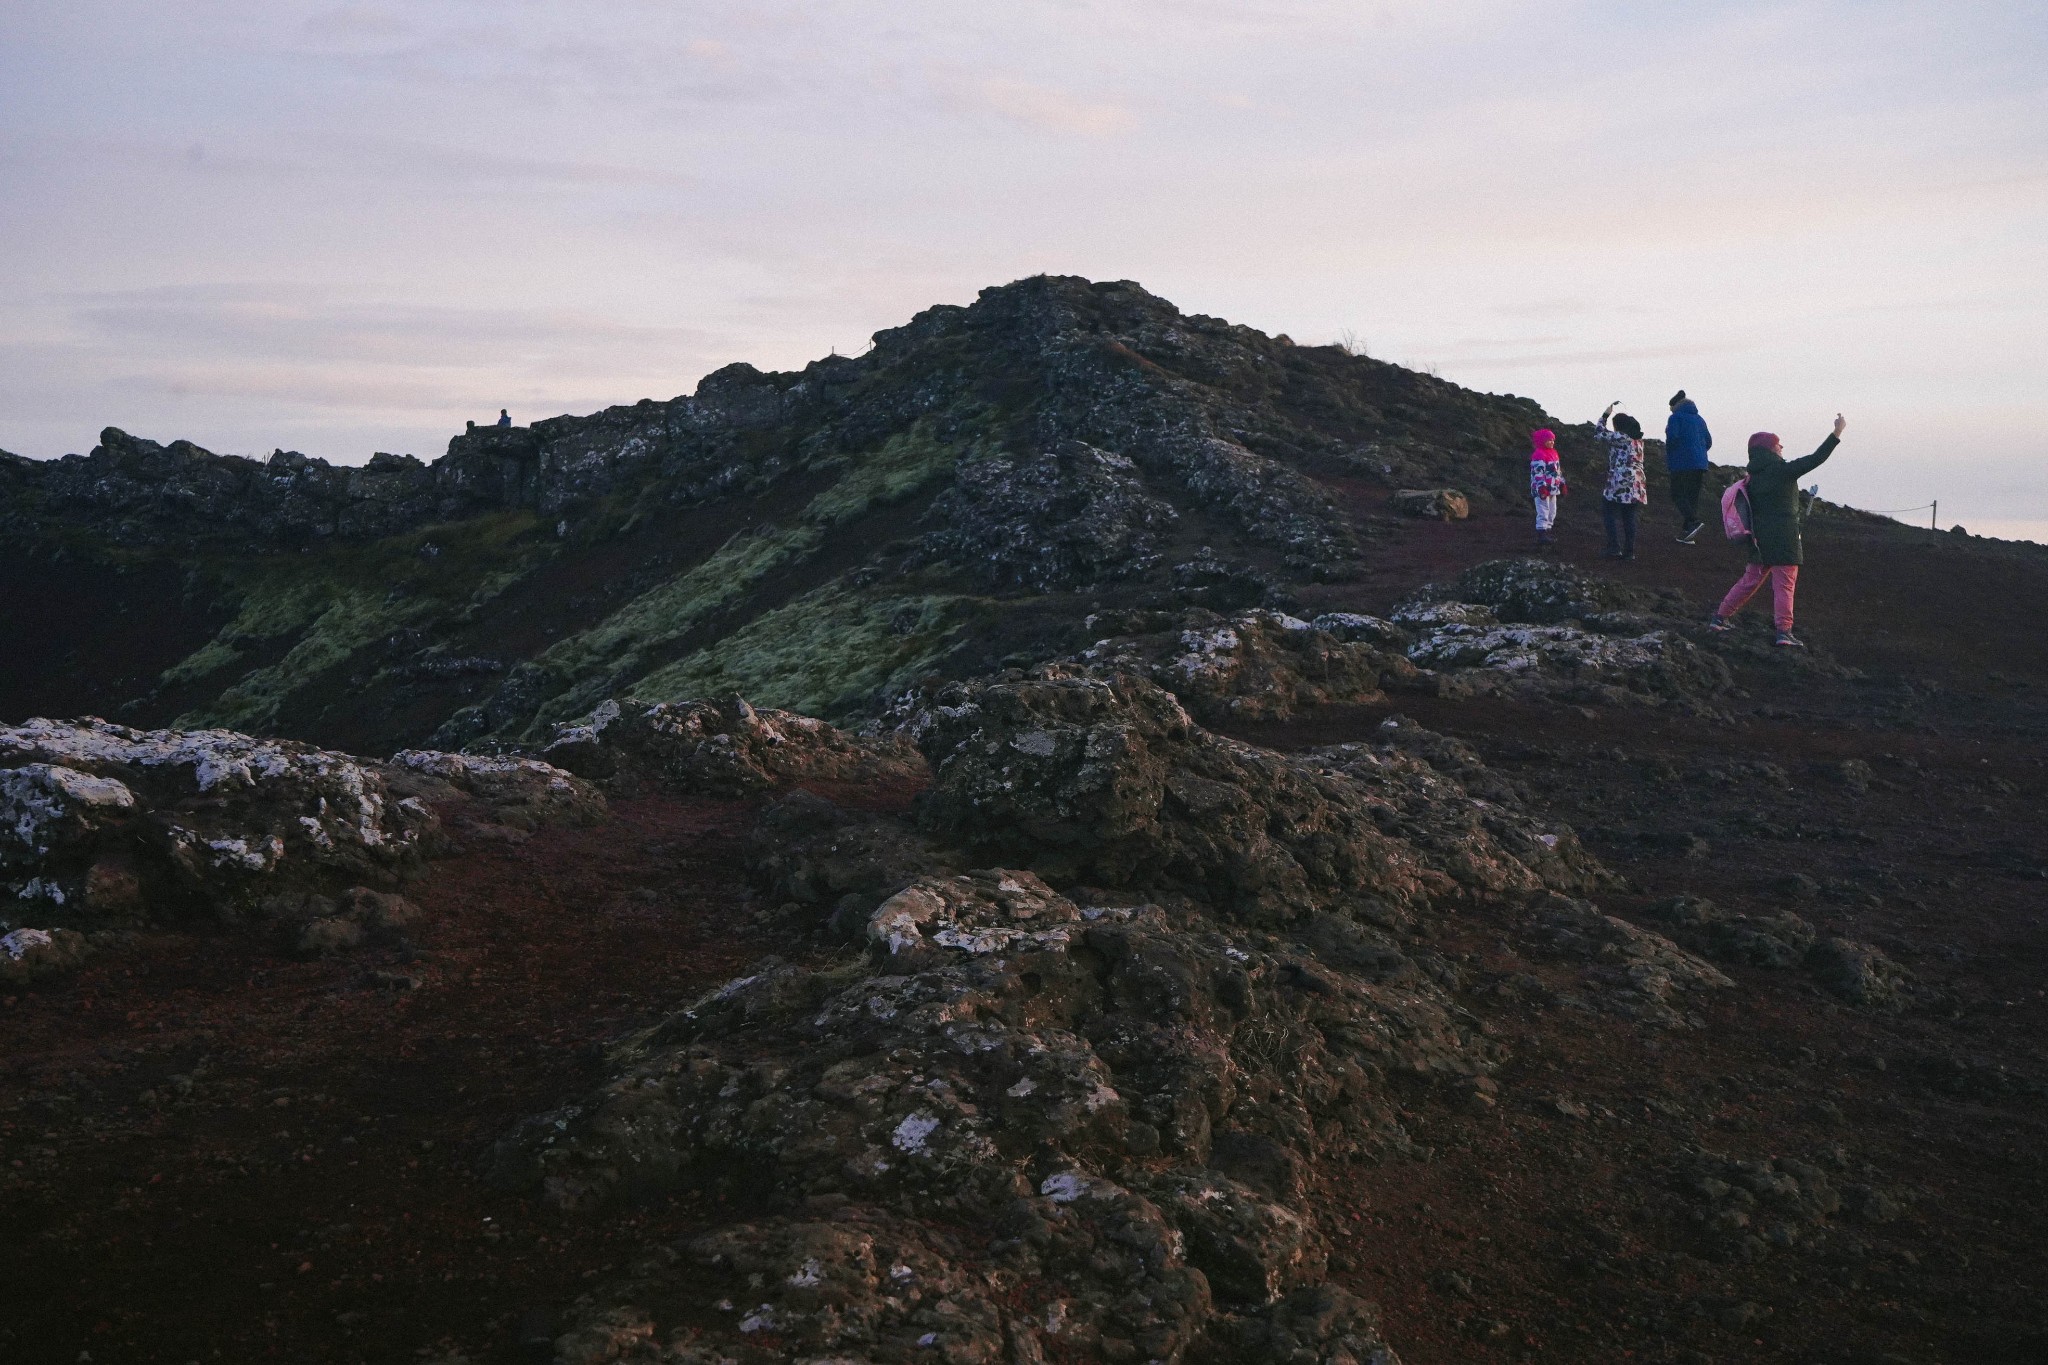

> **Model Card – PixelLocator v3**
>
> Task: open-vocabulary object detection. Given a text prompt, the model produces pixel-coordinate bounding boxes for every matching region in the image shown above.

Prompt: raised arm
[1785,414,1846,478]
[1598,401,1620,430]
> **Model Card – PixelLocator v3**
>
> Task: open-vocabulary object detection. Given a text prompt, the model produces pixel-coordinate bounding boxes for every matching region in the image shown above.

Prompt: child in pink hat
[1529,428,1566,548]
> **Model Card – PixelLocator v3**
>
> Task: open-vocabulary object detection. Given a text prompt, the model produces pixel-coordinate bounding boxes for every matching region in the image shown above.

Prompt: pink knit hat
[1749,431,1781,451]
[1530,428,1558,457]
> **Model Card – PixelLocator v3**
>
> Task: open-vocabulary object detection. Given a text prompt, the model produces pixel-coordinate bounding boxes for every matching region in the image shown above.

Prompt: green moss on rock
[163,511,547,732]
[631,580,965,718]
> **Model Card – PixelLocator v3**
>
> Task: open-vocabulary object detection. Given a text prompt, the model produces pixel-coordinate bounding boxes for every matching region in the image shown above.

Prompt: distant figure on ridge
[1664,390,1712,543]
[496,408,512,427]
[1709,415,1848,648]
[1596,402,1647,560]
[1528,428,1567,549]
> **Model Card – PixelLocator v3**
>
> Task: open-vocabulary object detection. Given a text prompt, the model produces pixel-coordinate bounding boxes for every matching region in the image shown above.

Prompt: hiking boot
[1707,616,1732,633]
[1773,630,1805,648]
[1677,522,1704,544]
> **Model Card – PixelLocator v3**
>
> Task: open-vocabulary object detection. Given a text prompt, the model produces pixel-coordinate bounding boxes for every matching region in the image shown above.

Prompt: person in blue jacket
[1664,390,1712,543]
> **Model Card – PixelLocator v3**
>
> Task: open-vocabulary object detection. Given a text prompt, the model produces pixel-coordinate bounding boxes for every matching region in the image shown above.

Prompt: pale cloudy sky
[3,1,2044,536]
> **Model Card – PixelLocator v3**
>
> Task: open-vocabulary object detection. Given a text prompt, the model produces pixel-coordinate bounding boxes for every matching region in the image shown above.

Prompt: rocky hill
[2,275,1610,758]
[3,280,2047,1365]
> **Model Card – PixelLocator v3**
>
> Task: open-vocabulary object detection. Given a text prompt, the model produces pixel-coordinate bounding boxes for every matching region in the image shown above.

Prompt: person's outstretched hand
[1833,413,1847,438]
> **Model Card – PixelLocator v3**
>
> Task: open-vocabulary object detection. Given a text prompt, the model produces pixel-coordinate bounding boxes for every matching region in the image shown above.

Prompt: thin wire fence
[1851,499,1943,529]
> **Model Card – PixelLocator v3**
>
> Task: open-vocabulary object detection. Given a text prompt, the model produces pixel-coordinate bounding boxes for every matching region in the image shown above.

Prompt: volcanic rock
[485,669,1629,1361]
[1067,608,1394,723]
[1390,489,1470,520]
[0,926,95,985]
[748,789,956,930]
[541,695,924,796]
[1528,894,1735,1028]
[906,670,1602,920]
[1806,937,1912,1009]
[1646,896,1820,970]
[915,439,1178,592]
[1389,559,1733,707]
[3,276,1583,747]
[489,866,1449,1361]
[387,750,606,829]
[0,717,436,924]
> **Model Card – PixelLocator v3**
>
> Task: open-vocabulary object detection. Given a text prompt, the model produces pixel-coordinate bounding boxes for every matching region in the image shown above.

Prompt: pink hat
[1748,431,1780,451]
[1530,428,1557,457]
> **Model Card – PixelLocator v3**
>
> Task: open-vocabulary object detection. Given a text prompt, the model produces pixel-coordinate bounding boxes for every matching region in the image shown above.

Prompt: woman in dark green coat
[1709,414,1847,647]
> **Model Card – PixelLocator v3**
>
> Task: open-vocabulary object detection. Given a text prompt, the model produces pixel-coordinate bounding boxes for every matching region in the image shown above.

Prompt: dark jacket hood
[1747,446,1785,471]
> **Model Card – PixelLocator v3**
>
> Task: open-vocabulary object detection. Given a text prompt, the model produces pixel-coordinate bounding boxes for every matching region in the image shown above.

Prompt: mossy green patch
[630,580,965,718]
[163,511,548,733]
[161,416,979,738]
[534,521,822,689]
[802,422,961,526]
[515,419,974,731]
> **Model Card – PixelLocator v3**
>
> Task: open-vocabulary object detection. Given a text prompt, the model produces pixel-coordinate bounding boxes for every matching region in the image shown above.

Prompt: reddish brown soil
[1229,690,2048,1364]
[0,795,802,1364]
[4,503,2045,1364]
[1237,504,2048,1363]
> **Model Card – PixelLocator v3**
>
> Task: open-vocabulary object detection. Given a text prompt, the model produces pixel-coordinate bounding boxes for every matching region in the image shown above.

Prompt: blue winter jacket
[1664,400,1712,471]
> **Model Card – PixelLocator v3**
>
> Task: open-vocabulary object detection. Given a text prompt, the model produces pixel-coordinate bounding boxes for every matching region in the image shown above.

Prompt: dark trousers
[1602,499,1640,555]
[1669,468,1705,529]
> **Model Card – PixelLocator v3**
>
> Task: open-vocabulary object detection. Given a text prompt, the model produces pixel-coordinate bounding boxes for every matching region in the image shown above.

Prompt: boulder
[0,717,436,925]
[1805,936,1911,1009]
[0,927,95,985]
[1309,612,1410,649]
[905,670,1602,920]
[917,440,1178,592]
[1067,609,1391,723]
[387,750,606,829]
[486,671,1611,1362]
[1645,896,1818,970]
[264,886,423,958]
[1389,560,1733,706]
[1529,894,1734,1028]
[542,695,925,797]
[748,789,957,930]
[488,869,1443,1363]
[1390,488,1470,520]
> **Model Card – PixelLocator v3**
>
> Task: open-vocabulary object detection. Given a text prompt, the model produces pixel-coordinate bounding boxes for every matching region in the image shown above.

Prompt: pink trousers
[1718,563,1799,631]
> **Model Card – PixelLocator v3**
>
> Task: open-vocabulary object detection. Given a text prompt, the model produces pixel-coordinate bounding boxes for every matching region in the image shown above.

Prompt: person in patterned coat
[1595,402,1648,559]
[1528,427,1567,548]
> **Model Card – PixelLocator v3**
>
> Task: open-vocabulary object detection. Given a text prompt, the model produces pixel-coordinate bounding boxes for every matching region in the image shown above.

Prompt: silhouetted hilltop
[2,276,1595,751]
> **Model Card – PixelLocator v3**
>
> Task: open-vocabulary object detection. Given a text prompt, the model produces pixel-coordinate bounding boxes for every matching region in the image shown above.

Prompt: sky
[2,1,2044,539]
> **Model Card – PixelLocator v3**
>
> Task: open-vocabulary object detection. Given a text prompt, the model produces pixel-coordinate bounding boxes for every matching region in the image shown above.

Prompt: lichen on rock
[490,867,1440,1362]
[1390,559,1733,706]
[388,749,606,829]
[917,439,1179,592]
[491,676,1634,1363]
[0,926,95,984]
[0,716,436,923]
[905,670,1597,921]
[1067,609,1392,724]
[541,695,925,797]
